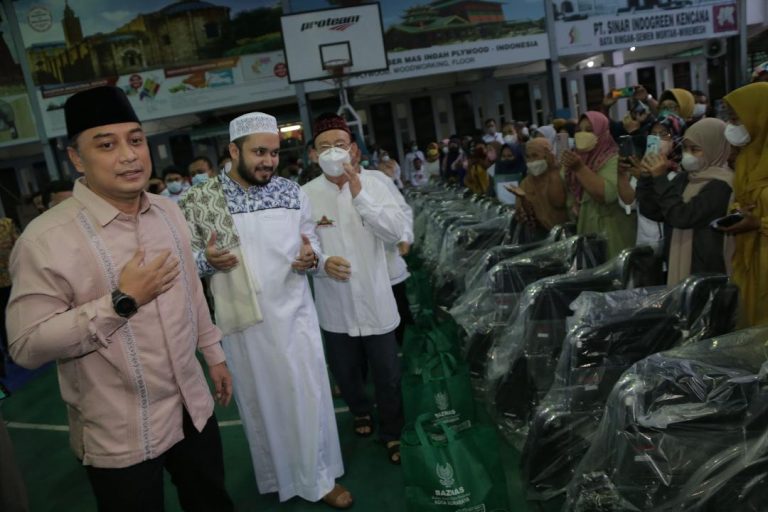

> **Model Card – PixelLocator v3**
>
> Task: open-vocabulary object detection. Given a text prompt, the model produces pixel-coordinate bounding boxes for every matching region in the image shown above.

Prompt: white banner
[556,1,739,56]
[306,33,550,92]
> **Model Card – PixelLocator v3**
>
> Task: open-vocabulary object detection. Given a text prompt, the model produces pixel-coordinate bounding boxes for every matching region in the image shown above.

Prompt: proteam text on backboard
[300,16,360,32]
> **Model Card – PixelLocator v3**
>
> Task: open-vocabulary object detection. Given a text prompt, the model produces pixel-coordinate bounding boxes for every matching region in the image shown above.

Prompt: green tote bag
[402,414,510,512]
[402,352,476,431]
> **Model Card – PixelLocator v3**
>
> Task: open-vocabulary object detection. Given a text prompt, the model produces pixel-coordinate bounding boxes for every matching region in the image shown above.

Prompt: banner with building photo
[33,50,293,137]
[554,0,740,57]
[13,0,293,137]
[291,0,550,90]
[0,3,38,146]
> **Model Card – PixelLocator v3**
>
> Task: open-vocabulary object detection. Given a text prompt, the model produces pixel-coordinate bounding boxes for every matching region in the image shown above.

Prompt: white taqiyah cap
[229,112,278,142]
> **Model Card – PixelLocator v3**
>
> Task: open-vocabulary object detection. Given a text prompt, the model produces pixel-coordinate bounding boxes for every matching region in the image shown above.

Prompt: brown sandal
[322,483,354,509]
[386,441,401,465]
[353,416,373,437]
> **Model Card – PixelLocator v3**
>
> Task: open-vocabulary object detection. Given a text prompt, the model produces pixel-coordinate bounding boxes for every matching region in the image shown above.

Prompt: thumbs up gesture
[204,232,239,271]
[291,234,318,271]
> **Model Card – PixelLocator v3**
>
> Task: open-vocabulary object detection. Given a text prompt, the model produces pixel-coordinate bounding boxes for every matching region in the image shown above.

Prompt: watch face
[115,295,137,317]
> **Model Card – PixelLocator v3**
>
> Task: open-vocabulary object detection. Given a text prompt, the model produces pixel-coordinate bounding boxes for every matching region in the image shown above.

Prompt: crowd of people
[0,60,767,511]
[363,74,767,326]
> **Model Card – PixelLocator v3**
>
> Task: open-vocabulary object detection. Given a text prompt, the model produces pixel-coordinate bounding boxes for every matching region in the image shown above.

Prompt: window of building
[205,23,219,39]
[122,50,140,68]
[451,91,475,135]
[369,102,397,156]
[508,83,532,123]
[410,96,437,151]
[637,66,658,98]
[583,73,604,112]
[673,62,692,91]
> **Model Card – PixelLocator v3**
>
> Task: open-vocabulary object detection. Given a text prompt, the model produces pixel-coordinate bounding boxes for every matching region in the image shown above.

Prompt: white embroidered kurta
[208,174,343,502]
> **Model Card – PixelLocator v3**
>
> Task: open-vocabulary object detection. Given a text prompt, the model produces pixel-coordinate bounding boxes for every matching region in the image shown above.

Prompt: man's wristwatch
[111,289,138,318]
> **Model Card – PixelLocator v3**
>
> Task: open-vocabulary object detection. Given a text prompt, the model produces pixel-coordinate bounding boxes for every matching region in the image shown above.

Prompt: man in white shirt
[350,140,414,346]
[403,141,425,186]
[482,118,505,145]
[302,113,407,465]
[410,158,430,188]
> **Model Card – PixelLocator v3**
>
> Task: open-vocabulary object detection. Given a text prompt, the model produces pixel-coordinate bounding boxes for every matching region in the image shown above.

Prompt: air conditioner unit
[705,38,727,59]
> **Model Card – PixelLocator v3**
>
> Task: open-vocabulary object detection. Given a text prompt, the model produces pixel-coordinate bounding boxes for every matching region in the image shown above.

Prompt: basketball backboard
[280,3,388,83]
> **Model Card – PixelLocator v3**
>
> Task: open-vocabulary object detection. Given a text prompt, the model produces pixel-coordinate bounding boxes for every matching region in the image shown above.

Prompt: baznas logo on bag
[436,463,455,487]
[435,392,449,411]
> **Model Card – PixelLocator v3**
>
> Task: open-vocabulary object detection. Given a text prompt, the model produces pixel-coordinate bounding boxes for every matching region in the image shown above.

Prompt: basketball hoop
[322,59,351,87]
[323,59,352,80]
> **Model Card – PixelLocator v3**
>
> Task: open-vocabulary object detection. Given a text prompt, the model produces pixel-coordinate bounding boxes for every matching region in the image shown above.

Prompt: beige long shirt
[7,180,225,468]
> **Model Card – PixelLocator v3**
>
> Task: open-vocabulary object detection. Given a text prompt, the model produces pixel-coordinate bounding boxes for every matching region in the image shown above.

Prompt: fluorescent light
[587,60,595,68]
[280,124,302,133]
[629,46,636,52]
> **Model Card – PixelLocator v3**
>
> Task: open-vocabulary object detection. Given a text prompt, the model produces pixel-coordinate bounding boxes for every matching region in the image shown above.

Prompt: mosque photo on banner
[554,0,740,56]
[0,3,38,144]
[14,0,285,86]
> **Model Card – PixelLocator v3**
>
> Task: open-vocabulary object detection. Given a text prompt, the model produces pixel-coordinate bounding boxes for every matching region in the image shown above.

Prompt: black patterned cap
[65,86,140,139]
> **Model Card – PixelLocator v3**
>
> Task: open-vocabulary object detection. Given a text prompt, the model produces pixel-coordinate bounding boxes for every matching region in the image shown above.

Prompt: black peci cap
[65,86,140,139]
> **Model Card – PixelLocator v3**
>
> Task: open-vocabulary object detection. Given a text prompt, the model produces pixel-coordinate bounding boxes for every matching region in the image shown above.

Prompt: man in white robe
[179,113,352,508]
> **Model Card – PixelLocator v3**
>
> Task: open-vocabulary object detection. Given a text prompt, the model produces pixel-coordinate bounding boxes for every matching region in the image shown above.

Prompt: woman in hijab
[532,125,557,148]
[622,113,687,253]
[465,142,490,195]
[560,111,636,258]
[637,118,733,285]
[489,142,526,200]
[658,88,696,122]
[719,82,768,327]
[508,138,568,237]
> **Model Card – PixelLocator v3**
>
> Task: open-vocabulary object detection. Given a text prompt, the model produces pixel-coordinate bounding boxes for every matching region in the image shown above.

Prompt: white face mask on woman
[503,134,517,145]
[681,152,704,172]
[318,147,351,177]
[527,159,548,176]
[724,123,751,147]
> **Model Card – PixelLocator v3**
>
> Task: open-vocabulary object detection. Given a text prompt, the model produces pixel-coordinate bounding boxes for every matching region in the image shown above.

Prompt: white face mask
[442,146,449,154]
[381,155,390,162]
[692,103,707,118]
[411,145,418,152]
[167,181,184,194]
[521,127,530,138]
[527,160,548,176]
[681,152,704,172]
[318,147,351,177]
[503,134,517,145]
[724,123,751,147]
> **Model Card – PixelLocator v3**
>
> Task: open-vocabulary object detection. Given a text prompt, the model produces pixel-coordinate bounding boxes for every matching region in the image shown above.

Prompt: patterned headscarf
[580,111,618,172]
[566,112,617,214]
[654,112,687,170]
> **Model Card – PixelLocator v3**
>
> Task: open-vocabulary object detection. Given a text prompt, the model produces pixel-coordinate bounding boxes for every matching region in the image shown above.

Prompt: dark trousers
[0,286,11,354]
[323,329,404,442]
[392,281,414,346]
[85,410,233,512]
[0,410,29,512]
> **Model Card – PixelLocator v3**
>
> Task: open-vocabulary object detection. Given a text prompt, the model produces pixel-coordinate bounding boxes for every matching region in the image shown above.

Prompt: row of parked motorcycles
[405,182,768,512]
